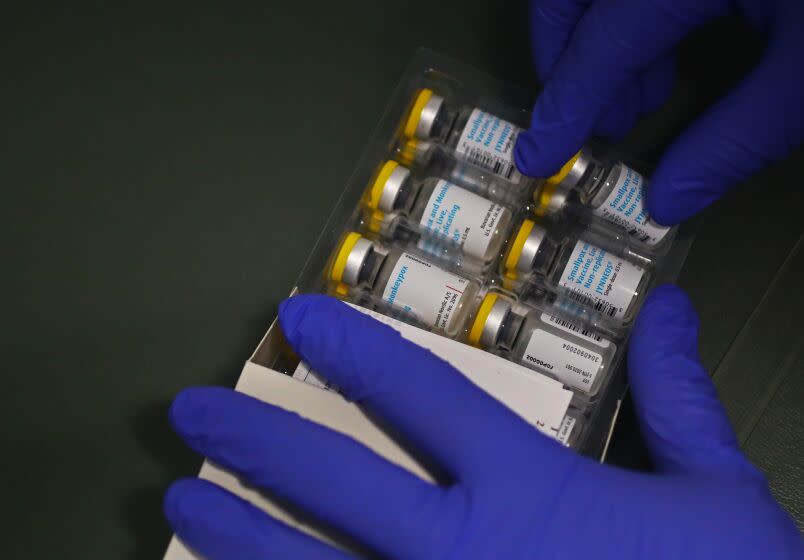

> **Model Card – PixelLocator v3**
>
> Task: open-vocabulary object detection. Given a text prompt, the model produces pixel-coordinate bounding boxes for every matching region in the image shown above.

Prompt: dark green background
[2,4,802,558]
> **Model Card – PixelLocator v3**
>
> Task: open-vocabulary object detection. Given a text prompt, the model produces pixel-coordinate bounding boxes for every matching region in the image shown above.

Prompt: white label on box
[381,252,469,332]
[455,108,522,183]
[522,329,602,392]
[417,180,505,260]
[556,414,577,446]
[592,165,669,246]
[559,240,644,320]
[540,312,612,349]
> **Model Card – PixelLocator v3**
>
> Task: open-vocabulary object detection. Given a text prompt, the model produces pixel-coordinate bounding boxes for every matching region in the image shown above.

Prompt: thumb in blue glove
[515,0,804,225]
[164,287,802,559]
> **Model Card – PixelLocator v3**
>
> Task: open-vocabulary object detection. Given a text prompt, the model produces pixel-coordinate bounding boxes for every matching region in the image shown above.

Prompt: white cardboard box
[163,296,596,559]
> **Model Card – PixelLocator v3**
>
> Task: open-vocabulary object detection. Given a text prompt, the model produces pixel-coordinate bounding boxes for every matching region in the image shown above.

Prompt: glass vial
[502,220,649,324]
[328,232,480,338]
[467,292,617,397]
[533,150,673,250]
[396,138,529,206]
[363,161,513,265]
[403,88,525,186]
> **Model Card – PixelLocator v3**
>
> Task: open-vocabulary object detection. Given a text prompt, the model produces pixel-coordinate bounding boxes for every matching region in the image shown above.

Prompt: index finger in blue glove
[279,295,568,485]
[529,0,675,142]
[516,0,730,177]
[646,2,804,225]
[627,285,761,480]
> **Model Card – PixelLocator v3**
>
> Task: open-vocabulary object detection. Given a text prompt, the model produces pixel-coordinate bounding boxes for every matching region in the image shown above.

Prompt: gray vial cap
[557,150,592,190]
[545,184,570,213]
[378,165,411,213]
[479,297,513,349]
[415,94,445,139]
[515,224,549,274]
[341,237,374,286]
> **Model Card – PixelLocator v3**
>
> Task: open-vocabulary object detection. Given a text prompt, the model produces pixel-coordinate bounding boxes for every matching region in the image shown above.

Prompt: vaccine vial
[467,292,617,397]
[328,232,480,338]
[403,88,525,186]
[396,138,530,206]
[534,150,672,250]
[363,161,513,265]
[502,219,649,324]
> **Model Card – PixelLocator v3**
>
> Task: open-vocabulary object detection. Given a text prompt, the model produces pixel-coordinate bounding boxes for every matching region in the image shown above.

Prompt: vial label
[592,165,670,246]
[292,361,339,393]
[455,108,522,183]
[540,312,612,349]
[556,414,577,446]
[417,180,505,260]
[381,252,470,332]
[559,240,644,320]
[522,329,602,392]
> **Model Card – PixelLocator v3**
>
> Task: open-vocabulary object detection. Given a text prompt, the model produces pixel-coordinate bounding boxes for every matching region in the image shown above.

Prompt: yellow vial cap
[468,293,499,347]
[329,232,363,284]
[533,182,557,218]
[403,88,434,139]
[367,161,399,210]
[397,138,420,167]
[367,209,385,234]
[503,219,536,281]
[545,151,581,186]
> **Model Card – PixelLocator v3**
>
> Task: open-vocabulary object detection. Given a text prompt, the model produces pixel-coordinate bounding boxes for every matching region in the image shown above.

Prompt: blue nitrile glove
[164,286,803,559]
[514,0,804,225]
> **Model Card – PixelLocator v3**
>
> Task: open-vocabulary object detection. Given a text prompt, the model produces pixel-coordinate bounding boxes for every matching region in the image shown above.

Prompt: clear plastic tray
[268,48,694,458]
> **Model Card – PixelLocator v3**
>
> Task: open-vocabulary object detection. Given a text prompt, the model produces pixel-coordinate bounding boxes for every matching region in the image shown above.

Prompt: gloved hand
[164,287,803,559]
[514,0,804,225]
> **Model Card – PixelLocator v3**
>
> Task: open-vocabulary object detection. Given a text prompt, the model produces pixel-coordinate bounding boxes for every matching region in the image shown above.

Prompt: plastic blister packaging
[271,49,694,458]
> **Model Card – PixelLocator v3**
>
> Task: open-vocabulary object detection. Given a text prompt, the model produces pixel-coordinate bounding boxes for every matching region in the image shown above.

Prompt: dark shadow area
[124,400,198,559]
[121,305,280,558]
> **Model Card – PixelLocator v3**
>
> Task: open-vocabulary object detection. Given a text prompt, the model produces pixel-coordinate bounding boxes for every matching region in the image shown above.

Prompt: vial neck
[496,310,525,352]
[532,235,560,276]
[431,105,458,143]
[358,248,386,288]
[392,177,422,214]
[579,159,611,203]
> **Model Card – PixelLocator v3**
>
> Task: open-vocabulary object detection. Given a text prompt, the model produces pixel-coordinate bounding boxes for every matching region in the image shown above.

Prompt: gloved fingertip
[277,295,307,342]
[647,156,730,226]
[513,131,547,177]
[169,387,225,441]
[638,284,698,330]
[631,284,700,363]
[645,178,689,226]
[278,294,343,346]
[164,477,203,530]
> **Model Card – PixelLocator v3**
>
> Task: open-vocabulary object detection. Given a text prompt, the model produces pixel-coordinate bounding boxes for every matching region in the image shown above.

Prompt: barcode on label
[547,314,602,342]
[567,289,618,317]
[626,225,651,243]
[463,146,517,180]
